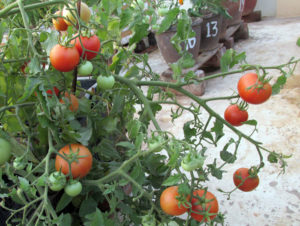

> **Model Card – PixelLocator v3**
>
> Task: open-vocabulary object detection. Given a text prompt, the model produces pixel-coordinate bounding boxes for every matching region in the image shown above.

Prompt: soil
[148,16,300,225]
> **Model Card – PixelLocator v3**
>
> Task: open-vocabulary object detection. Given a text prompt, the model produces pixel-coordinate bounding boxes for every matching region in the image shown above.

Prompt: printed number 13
[206,21,218,38]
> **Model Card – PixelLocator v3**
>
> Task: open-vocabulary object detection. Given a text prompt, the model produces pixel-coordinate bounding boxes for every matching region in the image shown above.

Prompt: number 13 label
[206,21,218,38]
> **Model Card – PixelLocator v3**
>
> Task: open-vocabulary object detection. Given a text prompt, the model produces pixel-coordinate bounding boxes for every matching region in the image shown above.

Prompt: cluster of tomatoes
[48,2,115,196]
[224,72,272,127]
[50,2,115,89]
[49,144,93,196]
[160,186,219,223]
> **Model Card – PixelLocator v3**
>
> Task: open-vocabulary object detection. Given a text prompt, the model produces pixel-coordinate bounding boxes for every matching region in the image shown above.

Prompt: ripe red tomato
[237,73,272,104]
[52,11,68,31]
[59,93,79,112]
[191,190,219,222]
[224,104,248,126]
[50,44,80,72]
[160,186,189,216]
[46,86,60,97]
[233,168,259,192]
[72,35,100,60]
[55,144,92,179]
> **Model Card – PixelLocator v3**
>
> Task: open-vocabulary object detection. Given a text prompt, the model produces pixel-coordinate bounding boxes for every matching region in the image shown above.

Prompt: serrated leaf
[124,65,139,78]
[120,8,132,30]
[17,77,41,103]
[41,31,58,55]
[183,121,196,141]
[162,174,181,186]
[129,23,149,46]
[116,141,135,149]
[211,119,224,143]
[79,198,98,218]
[84,208,105,226]
[220,150,236,164]
[158,8,180,34]
[207,160,224,180]
[56,193,73,212]
[126,119,142,139]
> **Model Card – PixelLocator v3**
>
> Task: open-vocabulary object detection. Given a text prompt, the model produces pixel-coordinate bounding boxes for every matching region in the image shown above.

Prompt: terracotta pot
[219,15,228,40]
[222,0,244,27]
[155,18,203,64]
[200,13,222,52]
[242,0,257,16]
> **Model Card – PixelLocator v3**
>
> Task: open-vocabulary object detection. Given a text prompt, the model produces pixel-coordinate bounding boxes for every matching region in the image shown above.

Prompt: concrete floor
[148,17,300,225]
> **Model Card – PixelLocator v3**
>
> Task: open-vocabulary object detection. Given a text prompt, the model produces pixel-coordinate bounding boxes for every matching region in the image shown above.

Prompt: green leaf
[242,120,257,126]
[158,8,180,34]
[120,8,133,30]
[41,31,58,55]
[207,160,224,179]
[61,214,72,226]
[162,174,181,186]
[220,149,236,164]
[17,77,41,103]
[56,193,73,212]
[126,119,142,139]
[220,49,246,72]
[179,52,195,69]
[268,152,278,163]
[95,139,121,160]
[79,198,98,218]
[297,37,300,47]
[124,65,140,78]
[272,74,287,95]
[183,121,196,141]
[84,208,105,226]
[116,141,135,149]
[0,22,7,43]
[129,23,149,46]
[211,119,224,143]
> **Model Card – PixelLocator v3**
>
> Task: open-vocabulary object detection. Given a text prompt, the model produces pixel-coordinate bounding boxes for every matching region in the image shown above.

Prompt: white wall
[255,0,277,17]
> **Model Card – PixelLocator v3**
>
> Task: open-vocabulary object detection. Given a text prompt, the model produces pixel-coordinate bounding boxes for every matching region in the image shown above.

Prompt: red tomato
[237,73,272,104]
[46,86,60,97]
[55,144,92,179]
[52,11,68,31]
[191,190,219,222]
[59,93,79,112]
[160,186,189,216]
[224,104,248,126]
[50,44,80,72]
[233,168,259,192]
[72,35,100,60]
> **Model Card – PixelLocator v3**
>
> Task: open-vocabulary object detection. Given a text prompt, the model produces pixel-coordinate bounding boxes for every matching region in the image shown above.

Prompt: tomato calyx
[13,157,26,170]
[181,152,204,171]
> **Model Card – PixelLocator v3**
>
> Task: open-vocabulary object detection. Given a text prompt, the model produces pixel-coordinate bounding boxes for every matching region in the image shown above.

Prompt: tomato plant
[64,180,82,197]
[160,186,189,216]
[233,168,259,192]
[0,138,11,165]
[237,72,272,104]
[55,144,92,179]
[224,104,248,126]
[97,75,115,90]
[50,44,80,72]
[72,35,100,60]
[0,0,297,225]
[191,190,219,222]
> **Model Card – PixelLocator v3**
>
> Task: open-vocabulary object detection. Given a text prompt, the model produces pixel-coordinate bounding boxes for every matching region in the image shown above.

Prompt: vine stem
[115,75,161,131]
[0,0,66,18]
[17,0,39,57]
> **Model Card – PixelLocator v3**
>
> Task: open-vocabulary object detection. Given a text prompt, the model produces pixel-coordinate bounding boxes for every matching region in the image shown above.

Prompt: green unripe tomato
[97,75,115,90]
[13,157,26,170]
[0,138,11,165]
[78,61,93,76]
[48,172,67,191]
[65,181,82,197]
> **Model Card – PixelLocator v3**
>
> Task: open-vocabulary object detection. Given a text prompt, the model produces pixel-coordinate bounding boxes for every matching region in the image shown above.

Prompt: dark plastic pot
[219,15,228,40]
[155,18,203,64]
[222,0,244,27]
[200,13,222,52]
[242,0,257,16]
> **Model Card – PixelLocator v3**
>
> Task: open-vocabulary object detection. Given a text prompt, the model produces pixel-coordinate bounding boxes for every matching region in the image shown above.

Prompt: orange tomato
[59,93,79,112]
[52,11,68,31]
[179,0,183,5]
[55,144,92,179]
[160,186,189,216]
